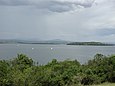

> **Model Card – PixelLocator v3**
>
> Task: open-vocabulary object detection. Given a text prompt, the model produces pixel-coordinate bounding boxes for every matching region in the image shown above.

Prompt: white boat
[51,48,53,50]
[32,48,34,50]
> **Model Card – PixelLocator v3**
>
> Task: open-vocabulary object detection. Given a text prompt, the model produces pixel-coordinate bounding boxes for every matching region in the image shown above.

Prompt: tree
[11,54,33,71]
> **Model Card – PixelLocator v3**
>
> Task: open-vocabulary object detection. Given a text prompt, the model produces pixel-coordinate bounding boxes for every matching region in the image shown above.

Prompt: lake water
[0,44,115,64]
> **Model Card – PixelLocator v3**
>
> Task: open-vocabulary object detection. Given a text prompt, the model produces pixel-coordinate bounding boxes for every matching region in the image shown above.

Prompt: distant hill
[39,39,70,44]
[0,39,22,44]
[67,42,115,46]
[0,39,70,44]
[1,39,114,46]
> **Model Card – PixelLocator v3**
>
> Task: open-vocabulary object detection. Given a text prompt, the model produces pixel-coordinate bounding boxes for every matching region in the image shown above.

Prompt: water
[0,44,115,64]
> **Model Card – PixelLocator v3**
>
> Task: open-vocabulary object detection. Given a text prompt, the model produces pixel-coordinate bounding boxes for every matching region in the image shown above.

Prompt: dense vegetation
[67,42,115,46]
[0,54,115,86]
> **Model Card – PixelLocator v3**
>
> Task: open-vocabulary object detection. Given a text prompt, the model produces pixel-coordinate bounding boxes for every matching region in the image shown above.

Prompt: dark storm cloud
[0,0,95,13]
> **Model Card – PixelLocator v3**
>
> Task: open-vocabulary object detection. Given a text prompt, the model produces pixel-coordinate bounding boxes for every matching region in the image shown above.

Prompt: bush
[0,54,115,85]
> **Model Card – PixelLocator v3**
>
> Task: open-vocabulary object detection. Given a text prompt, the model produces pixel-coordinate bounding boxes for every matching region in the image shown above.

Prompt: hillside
[0,39,69,44]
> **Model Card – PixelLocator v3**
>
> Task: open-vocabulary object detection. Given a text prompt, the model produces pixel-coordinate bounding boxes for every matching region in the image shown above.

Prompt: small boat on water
[51,48,53,50]
[32,48,34,50]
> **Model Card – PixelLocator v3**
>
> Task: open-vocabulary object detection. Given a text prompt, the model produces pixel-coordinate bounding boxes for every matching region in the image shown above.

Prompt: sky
[0,0,115,42]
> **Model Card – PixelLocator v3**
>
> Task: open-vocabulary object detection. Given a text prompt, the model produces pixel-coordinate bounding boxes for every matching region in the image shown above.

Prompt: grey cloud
[74,0,95,8]
[42,1,74,12]
[0,0,115,42]
[95,28,115,36]
[0,0,95,13]
[0,0,29,6]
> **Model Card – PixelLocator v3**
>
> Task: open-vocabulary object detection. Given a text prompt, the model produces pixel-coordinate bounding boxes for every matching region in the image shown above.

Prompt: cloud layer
[0,0,95,12]
[0,0,115,42]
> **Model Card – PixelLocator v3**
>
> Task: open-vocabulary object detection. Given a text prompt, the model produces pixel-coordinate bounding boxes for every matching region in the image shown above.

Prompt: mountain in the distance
[1,39,114,46]
[41,39,70,44]
[0,39,70,44]
[24,39,70,44]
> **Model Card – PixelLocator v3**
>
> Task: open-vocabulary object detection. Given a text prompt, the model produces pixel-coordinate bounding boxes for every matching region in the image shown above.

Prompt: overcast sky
[0,0,115,42]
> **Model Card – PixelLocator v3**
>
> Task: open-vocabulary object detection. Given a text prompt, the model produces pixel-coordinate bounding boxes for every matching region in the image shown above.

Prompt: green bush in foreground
[0,54,115,86]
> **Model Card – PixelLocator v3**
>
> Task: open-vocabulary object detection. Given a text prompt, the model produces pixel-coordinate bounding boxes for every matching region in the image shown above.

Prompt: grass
[72,83,115,86]
[92,83,115,86]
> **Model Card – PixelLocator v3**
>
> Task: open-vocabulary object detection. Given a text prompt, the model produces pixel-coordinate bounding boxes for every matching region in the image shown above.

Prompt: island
[67,42,115,46]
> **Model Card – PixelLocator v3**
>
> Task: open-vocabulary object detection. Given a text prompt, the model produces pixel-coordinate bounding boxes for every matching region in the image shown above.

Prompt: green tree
[11,54,33,72]
[0,60,12,86]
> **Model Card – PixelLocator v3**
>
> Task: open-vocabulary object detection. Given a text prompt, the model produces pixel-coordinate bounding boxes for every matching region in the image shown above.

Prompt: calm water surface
[0,44,115,64]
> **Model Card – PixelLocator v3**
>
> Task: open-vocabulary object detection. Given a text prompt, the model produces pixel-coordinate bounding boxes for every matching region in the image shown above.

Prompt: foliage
[0,54,115,85]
